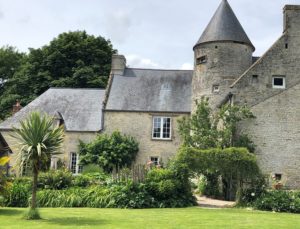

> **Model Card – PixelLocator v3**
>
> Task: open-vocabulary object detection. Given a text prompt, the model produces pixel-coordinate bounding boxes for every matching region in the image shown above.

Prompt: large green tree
[12,112,64,219]
[0,31,116,120]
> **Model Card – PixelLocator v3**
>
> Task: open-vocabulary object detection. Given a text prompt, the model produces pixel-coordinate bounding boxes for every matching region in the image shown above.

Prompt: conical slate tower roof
[194,0,255,51]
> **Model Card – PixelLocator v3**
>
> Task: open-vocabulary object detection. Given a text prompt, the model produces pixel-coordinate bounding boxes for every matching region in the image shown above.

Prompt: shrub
[79,131,139,172]
[72,175,91,187]
[38,169,73,190]
[145,167,196,208]
[5,182,30,207]
[252,190,300,213]
[176,147,261,200]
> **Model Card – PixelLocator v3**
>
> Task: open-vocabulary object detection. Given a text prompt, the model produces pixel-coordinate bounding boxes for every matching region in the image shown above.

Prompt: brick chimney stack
[12,100,22,114]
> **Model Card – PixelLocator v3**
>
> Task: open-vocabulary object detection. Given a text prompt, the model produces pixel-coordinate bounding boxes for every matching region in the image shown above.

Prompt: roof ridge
[49,87,106,91]
[126,67,193,72]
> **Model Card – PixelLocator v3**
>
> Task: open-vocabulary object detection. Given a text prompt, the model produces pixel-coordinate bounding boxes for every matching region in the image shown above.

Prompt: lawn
[1,207,300,229]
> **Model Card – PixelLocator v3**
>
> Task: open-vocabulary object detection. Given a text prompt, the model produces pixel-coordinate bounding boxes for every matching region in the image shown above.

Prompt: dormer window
[272,76,285,89]
[196,55,207,65]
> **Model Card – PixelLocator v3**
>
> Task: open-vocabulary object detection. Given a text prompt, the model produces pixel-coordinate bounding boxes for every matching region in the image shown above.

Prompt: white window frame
[152,116,172,140]
[70,152,82,175]
[272,76,286,89]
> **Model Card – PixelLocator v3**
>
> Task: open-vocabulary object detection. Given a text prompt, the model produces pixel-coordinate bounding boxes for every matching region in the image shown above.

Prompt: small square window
[275,173,282,181]
[252,75,258,84]
[150,157,160,166]
[272,76,285,89]
[196,56,207,65]
[212,85,220,93]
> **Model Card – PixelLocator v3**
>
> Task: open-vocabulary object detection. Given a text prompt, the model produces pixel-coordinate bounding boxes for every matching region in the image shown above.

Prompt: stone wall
[1,130,97,174]
[240,83,300,188]
[104,111,187,165]
[192,42,253,111]
[233,6,300,188]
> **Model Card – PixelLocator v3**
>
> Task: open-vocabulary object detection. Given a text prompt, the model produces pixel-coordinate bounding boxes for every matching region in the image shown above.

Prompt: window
[252,75,258,84]
[196,55,207,65]
[212,85,220,93]
[275,173,282,181]
[150,156,160,166]
[70,152,82,175]
[152,117,171,140]
[272,76,286,89]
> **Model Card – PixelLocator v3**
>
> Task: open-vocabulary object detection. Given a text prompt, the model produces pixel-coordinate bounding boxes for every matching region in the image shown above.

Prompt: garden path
[196,195,235,208]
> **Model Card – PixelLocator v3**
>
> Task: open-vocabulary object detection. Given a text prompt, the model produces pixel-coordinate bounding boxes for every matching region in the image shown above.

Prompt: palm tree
[12,112,64,219]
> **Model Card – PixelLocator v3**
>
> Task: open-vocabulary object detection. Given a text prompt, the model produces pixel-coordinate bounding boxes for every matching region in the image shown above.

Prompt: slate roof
[0,88,105,132]
[194,0,255,51]
[106,68,193,113]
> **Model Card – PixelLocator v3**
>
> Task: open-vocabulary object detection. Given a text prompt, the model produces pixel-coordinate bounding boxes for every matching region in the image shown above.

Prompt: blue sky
[0,0,299,69]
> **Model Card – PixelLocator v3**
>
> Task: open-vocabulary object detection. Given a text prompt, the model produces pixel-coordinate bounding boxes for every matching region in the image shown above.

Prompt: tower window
[272,76,286,89]
[196,55,207,65]
[252,75,258,84]
[215,46,218,49]
[285,43,288,49]
[212,85,220,93]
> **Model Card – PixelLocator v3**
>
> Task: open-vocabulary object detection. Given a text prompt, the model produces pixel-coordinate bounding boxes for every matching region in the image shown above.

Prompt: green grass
[1,207,300,229]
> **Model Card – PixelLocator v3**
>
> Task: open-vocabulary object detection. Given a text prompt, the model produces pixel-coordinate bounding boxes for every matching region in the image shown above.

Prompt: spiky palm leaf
[12,112,64,173]
[11,111,64,217]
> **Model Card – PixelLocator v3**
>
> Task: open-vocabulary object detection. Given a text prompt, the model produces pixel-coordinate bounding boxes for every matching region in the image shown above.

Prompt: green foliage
[177,147,261,200]
[4,182,30,207]
[0,46,25,85]
[12,111,64,211]
[23,208,41,220]
[178,98,218,149]
[252,190,300,213]
[72,175,91,187]
[202,173,223,198]
[178,98,255,152]
[38,169,73,190]
[12,112,64,175]
[0,155,10,194]
[82,163,104,174]
[145,167,196,208]
[0,31,116,119]
[79,131,139,173]
[217,104,255,150]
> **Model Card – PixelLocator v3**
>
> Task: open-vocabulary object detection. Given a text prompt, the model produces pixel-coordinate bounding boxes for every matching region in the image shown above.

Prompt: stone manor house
[1,0,300,188]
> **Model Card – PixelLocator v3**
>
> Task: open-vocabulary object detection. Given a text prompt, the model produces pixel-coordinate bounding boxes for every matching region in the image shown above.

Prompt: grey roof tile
[194,0,254,50]
[0,88,105,131]
[106,68,193,113]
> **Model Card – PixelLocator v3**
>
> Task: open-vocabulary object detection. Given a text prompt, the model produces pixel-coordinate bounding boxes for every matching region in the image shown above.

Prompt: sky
[0,0,299,70]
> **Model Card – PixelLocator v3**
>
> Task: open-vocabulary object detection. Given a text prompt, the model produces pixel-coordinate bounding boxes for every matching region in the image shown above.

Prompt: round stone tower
[192,0,255,111]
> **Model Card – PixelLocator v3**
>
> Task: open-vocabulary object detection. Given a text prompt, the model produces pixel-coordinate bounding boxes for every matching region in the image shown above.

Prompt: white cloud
[180,63,193,70]
[126,54,161,69]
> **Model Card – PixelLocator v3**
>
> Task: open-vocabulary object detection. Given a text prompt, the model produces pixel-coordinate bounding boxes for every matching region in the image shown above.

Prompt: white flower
[251,192,255,197]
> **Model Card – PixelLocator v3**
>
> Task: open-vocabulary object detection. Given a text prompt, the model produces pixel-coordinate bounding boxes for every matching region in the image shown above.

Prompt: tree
[178,98,218,149]
[0,31,117,120]
[12,112,64,219]
[178,98,255,152]
[0,46,25,88]
[79,131,139,173]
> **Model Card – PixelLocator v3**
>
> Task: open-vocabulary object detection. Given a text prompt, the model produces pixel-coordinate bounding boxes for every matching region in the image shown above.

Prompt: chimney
[12,100,22,114]
[283,5,300,34]
[111,54,126,75]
